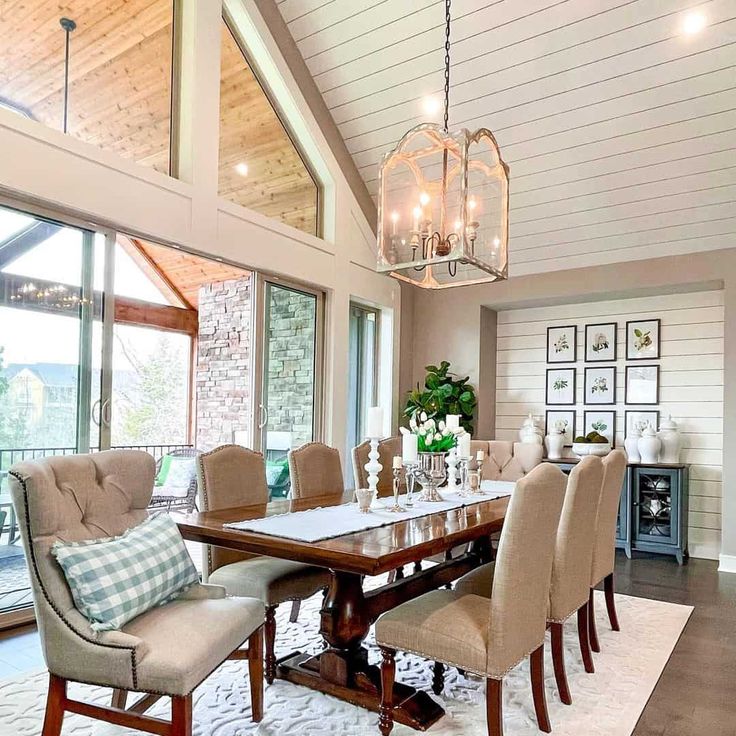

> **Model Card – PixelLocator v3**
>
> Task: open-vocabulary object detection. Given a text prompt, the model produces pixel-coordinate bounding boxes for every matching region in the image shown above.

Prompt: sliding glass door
[0,204,112,624]
[255,278,323,498]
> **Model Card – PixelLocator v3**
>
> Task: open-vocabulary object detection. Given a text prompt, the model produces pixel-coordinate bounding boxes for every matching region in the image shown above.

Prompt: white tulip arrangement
[400,412,465,452]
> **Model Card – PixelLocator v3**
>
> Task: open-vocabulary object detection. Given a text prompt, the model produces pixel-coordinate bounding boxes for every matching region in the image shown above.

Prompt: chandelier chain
[443,0,451,132]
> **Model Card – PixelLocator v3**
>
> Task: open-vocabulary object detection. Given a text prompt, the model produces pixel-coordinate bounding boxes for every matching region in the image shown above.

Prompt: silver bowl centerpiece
[414,451,448,502]
[400,413,466,502]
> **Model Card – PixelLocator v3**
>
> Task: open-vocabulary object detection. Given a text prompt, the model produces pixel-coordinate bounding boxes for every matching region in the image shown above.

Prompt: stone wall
[195,279,315,452]
[265,287,316,448]
[195,277,252,450]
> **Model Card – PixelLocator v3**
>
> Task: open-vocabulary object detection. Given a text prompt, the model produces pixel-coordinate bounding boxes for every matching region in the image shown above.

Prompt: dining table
[174,488,511,731]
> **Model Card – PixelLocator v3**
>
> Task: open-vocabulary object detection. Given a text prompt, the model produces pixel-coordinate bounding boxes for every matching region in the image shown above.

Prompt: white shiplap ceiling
[277,0,736,276]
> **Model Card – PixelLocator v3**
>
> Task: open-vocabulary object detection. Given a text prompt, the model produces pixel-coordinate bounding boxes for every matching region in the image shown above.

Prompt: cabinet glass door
[633,467,679,546]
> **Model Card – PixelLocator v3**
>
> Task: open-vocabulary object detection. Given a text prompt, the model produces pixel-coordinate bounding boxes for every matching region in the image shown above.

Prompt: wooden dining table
[175,490,510,731]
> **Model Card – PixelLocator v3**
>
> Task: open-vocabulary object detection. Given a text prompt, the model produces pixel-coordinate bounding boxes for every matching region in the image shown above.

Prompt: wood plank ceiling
[0,0,318,235]
[278,0,736,276]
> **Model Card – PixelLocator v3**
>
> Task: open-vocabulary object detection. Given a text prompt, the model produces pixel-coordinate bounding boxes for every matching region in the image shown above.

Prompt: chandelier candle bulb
[366,407,384,438]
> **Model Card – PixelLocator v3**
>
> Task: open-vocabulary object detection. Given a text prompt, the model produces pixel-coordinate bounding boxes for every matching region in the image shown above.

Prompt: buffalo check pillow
[52,513,200,632]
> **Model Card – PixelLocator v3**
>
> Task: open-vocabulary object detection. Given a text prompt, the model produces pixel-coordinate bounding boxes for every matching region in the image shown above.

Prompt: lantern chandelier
[376,0,509,289]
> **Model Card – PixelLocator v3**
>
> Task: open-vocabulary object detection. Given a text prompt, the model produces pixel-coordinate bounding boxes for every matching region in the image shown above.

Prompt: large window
[219,17,319,236]
[0,1,176,175]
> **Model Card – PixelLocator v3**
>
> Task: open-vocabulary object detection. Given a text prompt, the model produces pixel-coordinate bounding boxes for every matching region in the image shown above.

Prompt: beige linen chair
[588,449,628,652]
[288,441,345,498]
[375,463,567,736]
[8,450,264,736]
[352,437,403,497]
[198,445,331,684]
[456,455,605,705]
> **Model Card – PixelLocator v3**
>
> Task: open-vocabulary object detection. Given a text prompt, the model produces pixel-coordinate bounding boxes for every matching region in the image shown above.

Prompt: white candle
[476,449,485,462]
[446,414,460,431]
[392,455,403,469]
[402,432,418,463]
[366,407,384,438]
[412,206,422,232]
[390,211,399,236]
[457,433,471,458]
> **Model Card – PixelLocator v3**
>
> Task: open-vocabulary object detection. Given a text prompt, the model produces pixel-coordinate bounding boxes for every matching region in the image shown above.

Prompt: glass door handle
[101,399,112,428]
[91,399,102,427]
[258,404,268,430]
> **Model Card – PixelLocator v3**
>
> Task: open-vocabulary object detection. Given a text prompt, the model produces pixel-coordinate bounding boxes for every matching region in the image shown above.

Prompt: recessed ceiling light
[681,11,707,35]
[235,162,249,176]
[422,95,441,117]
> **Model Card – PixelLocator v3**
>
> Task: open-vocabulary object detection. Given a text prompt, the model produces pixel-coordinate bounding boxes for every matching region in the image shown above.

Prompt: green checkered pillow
[51,513,199,632]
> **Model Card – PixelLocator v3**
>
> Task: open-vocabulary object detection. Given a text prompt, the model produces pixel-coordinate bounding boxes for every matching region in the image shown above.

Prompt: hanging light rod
[376,0,510,289]
[60,17,77,134]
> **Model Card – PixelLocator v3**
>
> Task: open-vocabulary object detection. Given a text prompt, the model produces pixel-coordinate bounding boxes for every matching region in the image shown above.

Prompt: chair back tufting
[8,450,155,689]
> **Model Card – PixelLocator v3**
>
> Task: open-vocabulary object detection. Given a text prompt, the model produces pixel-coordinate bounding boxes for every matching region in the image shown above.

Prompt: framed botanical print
[626,318,660,360]
[545,410,576,446]
[547,325,577,363]
[625,410,660,436]
[625,364,659,405]
[585,322,617,362]
[584,366,616,405]
[584,410,616,447]
[546,367,576,405]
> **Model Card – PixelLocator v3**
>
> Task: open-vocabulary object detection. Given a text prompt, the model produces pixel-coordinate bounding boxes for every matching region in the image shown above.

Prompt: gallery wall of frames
[494,289,724,560]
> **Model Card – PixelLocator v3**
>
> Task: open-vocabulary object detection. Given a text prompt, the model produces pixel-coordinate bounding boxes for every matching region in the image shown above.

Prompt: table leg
[277,569,445,730]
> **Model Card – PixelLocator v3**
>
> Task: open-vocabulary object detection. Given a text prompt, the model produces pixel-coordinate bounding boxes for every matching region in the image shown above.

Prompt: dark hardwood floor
[612,552,736,736]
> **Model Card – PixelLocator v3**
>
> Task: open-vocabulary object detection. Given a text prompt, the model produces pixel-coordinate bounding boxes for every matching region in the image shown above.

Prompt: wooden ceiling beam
[115,296,198,336]
[118,236,192,309]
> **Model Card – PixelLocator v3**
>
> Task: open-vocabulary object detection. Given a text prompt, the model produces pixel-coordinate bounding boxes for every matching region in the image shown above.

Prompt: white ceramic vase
[624,426,642,463]
[519,413,543,445]
[657,415,682,463]
[545,432,565,460]
[638,425,661,465]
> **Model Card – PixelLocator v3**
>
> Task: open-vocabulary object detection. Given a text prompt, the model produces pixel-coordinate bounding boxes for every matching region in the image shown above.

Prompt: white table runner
[224,480,514,543]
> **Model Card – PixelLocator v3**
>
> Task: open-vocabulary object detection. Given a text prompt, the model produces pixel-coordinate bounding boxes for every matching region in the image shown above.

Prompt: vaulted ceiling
[278,0,736,276]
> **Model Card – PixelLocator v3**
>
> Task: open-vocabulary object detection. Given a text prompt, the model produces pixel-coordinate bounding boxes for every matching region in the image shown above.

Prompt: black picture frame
[545,410,576,446]
[547,325,577,363]
[625,364,660,405]
[625,410,660,435]
[584,366,617,405]
[585,322,617,362]
[545,367,576,405]
[626,318,661,360]
[583,410,617,447]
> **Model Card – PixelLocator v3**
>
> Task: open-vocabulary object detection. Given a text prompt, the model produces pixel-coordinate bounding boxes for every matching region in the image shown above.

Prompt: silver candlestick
[387,467,405,512]
[457,456,471,497]
[404,462,417,507]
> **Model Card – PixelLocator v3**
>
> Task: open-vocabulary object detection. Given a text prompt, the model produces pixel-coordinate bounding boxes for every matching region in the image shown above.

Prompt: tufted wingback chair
[480,440,544,481]
[9,450,264,736]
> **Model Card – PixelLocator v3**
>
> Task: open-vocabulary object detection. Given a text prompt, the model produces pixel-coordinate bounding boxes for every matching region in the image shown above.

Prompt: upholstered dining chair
[588,449,628,653]
[456,455,605,705]
[288,441,345,498]
[352,437,403,497]
[198,445,331,684]
[375,463,567,736]
[8,450,264,736]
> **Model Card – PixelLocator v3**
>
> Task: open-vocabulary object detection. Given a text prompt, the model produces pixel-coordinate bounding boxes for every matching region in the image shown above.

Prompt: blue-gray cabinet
[546,459,688,565]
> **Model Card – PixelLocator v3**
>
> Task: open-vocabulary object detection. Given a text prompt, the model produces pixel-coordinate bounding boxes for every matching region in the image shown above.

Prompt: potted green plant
[404,361,476,433]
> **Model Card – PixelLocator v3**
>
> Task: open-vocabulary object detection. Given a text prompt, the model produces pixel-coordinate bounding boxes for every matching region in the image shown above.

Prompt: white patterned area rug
[0,590,692,736]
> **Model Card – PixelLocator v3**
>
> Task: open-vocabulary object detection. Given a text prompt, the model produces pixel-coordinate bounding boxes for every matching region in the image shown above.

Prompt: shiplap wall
[496,289,724,560]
